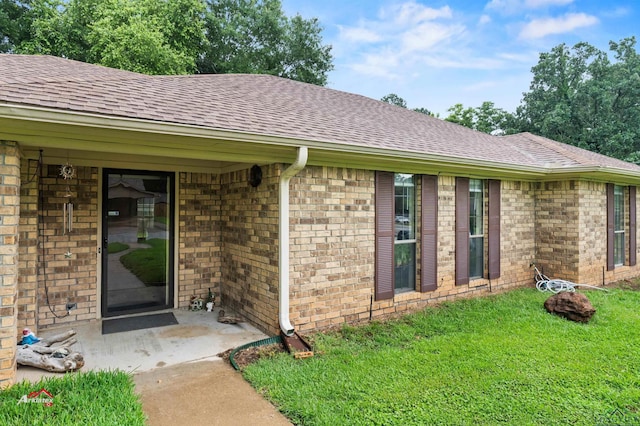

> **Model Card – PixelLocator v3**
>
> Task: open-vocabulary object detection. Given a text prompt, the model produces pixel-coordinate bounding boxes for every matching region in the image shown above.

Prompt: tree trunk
[17,329,85,373]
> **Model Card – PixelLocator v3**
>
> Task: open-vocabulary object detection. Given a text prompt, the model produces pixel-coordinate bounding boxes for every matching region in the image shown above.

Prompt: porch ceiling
[0,105,299,173]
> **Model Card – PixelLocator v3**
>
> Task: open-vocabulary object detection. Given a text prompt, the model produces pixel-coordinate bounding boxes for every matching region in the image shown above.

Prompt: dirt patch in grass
[218,343,286,370]
[607,278,640,291]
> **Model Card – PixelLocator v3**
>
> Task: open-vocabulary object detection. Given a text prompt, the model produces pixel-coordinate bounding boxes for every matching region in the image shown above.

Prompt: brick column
[0,141,20,388]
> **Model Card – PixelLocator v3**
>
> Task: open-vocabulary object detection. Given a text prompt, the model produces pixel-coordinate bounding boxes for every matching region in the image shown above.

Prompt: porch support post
[0,141,20,388]
[278,147,308,336]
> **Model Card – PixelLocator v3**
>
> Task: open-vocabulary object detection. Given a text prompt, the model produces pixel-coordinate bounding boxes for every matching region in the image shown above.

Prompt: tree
[380,94,434,115]
[380,93,408,108]
[474,101,511,135]
[14,0,205,74]
[0,0,29,52]
[444,102,512,134]
[412,107,434,116]
[513,37,640,160]
[87,0,205,74]
[198,0,333,85]
[8,0,333,84]
[445,103,474,128]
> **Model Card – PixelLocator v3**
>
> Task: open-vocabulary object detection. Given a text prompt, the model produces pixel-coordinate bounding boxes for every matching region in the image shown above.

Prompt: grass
[0,370,146,425]
[107,242,129,254]
[243,288,640,425]
[119,238,167,286]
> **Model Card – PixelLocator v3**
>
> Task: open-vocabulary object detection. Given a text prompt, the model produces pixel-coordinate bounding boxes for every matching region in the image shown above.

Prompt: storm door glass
[102,169,174,316]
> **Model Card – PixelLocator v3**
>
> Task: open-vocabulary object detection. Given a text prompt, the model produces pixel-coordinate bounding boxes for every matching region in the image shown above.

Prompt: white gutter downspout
[279,146,308,336]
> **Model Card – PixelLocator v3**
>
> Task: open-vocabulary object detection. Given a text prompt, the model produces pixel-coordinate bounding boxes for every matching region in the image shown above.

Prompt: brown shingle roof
[2,54,640,174]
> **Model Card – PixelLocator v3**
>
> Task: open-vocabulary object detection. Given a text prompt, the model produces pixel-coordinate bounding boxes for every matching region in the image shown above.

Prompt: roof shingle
[1,54,639,174]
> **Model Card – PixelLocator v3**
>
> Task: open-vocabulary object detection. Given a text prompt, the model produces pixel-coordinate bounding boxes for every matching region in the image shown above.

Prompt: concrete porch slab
[16,307,269,382]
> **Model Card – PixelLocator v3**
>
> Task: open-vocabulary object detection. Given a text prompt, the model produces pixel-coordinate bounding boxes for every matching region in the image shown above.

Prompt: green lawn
[107,242,130,254]
[243,287,640,425]
[119,238,167,286]
[0,371,145,425]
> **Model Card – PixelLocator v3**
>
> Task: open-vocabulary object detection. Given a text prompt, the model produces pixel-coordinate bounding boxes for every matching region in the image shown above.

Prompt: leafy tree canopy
[444,101,512,135]
[381,93,408,108]
[199,0,332,85]
[3,0,333,84]
[380,93,434,116]
[513,37,640,161]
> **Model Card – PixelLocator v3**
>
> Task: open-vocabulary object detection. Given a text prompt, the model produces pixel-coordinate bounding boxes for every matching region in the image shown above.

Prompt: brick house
[1,54,640,386]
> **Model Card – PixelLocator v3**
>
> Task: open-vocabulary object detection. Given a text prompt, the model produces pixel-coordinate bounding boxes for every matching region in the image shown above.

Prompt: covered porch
[16,306,268,382]
[0,101,310,386]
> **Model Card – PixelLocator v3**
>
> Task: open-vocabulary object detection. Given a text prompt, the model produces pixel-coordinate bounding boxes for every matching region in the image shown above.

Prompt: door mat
[102,312,178,335]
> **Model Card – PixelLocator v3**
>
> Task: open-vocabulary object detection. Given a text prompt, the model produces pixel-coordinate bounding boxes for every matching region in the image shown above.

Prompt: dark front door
[101,169,174,317]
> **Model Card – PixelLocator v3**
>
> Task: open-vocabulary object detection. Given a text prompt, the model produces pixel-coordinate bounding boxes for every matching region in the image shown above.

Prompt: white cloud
[497,51,540,63]
[479,14,492,25]
[524,0,573,7]
[335,1,469,79]
[349,50,401,79]
[485,0,573,14]
[519,13,599,39]
[382,3,453,26]
[602,6,630,18]
[400,22,466,53]
[421,55,505,70]
[338,25,383,43]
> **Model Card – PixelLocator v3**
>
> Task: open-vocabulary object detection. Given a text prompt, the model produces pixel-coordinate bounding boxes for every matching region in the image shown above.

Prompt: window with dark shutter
[455,177,469,285]
[606,183,614,271]
[375,171,394,300]
[488,180,501,279]
[421,175,438,291]
[630,186,636,266]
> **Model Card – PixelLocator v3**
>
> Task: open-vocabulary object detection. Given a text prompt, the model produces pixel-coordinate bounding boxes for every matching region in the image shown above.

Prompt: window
[607,184,636,270]
[375,172,439,300]
[394,174,416,292]
[456,178,500,286]
[614,185,625,266]
[469,179,484,278]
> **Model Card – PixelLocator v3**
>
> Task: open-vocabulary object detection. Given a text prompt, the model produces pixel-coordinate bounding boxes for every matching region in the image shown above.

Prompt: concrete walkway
[135,360,291,425]
[106,244,165,309]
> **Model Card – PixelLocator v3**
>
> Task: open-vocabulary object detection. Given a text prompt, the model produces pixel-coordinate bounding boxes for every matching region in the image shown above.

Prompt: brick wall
[534,181,581,281]
[499,180,537,287]
[576,181,608,284]
[18,158,38,331]
[0,141,20,388]
[289,166,375,332]
[33,165,99,328]
[219,165,280,333]
[288,171,540,332]
[178,172,222,307]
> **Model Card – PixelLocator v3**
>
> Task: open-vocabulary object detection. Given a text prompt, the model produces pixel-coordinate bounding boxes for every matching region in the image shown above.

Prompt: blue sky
[281,0,637,116]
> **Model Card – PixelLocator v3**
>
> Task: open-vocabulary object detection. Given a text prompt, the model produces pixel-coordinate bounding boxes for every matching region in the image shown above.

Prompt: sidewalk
[134,359,292,426]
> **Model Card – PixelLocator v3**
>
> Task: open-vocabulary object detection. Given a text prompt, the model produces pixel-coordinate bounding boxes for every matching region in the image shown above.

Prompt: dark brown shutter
[455,177,469,285]
[630,186,636,266]
[607,183,614,271]
[375,171,394,300]
[488,180,501,279]
[421,175,438,291]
